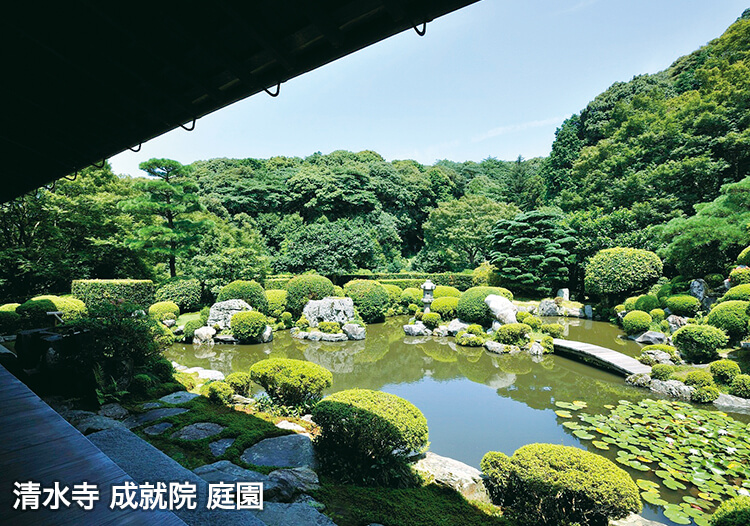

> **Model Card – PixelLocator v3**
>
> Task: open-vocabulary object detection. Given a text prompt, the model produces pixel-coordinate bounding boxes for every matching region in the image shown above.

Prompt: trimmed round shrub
[705,273,726,289]
[649,308,665,322]
[0,303,20,312]
[710,496,750,526]
[516,311,533,323]
[623,296,638,311]
[455,331,485,347]
[641,344,680,363]
[217,280,268,314]
[496,288,514,301]
[225,372,252,396]
[720,284,750,303]
[249,358,332,406]
[381,284,403,307]
[422,312,441,329]
[480,451,512,504]
[286,275,335,316]
[183,320,202,342]
[634,294,659,312]
[231,311,268,343]
[16,298,57,328]
[622,310,652,335]
[344,280,390,323]
[0,311,21,335]
[692,385,720,403]
[614,304,626,314]
[467,324,485,336]
[523,316,542,330]
[149,357,174,383]
[129,374,153,396]
[737,247,750,267]
[434,285,460,298]
[730,374,750,398]
[430,296,458,320]
[472,261,497,286]
[32,295,87,321]
[482,444,641,525]
[207,381,234,404]
[729,267,750,286]
[663,295,701,316]
[706,300,750,341]
[457,286,502,326]
[265,289,287,317]
[332,285,344,297]
[684,370,715,388]
[584,247,662,297]
[155,278,201,312]
[400,287,422,307]
[672,324,728,363]
[651,364,675,380]
[148,301,180,320]
[494,323,532,346]
[312,389,428,482]
[541,323,564,338]
[656,282,673,300]
[280,311,293,328]
[317,321,342,334]
[710,359,742,384]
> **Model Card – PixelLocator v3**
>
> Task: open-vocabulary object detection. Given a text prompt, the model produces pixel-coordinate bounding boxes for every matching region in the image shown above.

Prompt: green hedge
[584,247,662,297]
[286,274,335,316]
[0,303,20,312]
[456,287,503,326]
[217,280,268,314]
[265,289,288,318]
[672,324,728,364]
[381,284,403,307]
[344,280,389,323]
[249,358,332,406]
[431,296,458,320]
[710,359,741,384]
[265,277,292,290]
[312,388,428,483]
[231,311,268,343]
[663,294,701,316]
[710,496,750,526]
[622,310,652,335]
[481,443,640,526]
[155,278,201,312]
[706,300,750,341]
[334,272,474,291]
[71,279,155,309]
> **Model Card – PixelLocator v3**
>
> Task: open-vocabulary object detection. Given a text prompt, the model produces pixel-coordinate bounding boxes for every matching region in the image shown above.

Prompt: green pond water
[165,316,750,526]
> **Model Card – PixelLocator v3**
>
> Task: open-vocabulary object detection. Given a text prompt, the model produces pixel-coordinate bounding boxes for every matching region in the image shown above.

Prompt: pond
[165,316,750,526]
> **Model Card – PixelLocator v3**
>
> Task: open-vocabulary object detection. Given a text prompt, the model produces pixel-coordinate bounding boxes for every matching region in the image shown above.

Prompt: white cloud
[472,116,566,143]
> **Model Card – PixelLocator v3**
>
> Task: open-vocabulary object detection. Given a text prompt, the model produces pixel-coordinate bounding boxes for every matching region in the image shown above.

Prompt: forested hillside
[1,9,748,302]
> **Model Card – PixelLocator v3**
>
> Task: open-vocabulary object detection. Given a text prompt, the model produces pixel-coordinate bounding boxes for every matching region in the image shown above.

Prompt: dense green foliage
[312,388,428,485]
[710,496,750,526]
[217,279,268,314]
[731,374,750,398]
[433,285,460,298]
[672,324,728,363]
[651,364,675,380]
[684,370,715,388]
[706,300,750,341]
[481,444,640,526]
[729,267,750,285]
[249,358,332,406]
[265,289,287,317]
[0,311,20,334]
[494,323,532,346]
[155,278,201,312]
[456,286,501,326]
[71,279,155,310]
[584,248,662,299]
[634,294,660,312]
[225,372,252,397]
[622,310,652,335]
[285,274,335,316]
[343,279,390,323]
[430,296,458,320]
[148,301,180,320]
[710,359,742,384]
[692,385,721,403]
[719,284,750,302]
[421,312,441,329]
[663,294,701,316]
[230,311,268,343]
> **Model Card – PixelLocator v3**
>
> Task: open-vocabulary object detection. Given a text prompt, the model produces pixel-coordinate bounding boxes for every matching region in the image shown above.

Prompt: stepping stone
[193,461,291,502]
[171,422,224,441]
[159,391,200,405]
[259,502,337,526]
[209,438,236,457]
[75,415,127,435]
[98,402,128,419]
[122,408,188,429]
[241,434,316,469]
[143,422,174,436]
[268,467,320,494]
[142,402,162,410]
[276,420,306,433]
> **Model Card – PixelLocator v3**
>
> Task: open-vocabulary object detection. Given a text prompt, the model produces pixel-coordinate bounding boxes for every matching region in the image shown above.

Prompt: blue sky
[111,1,749,177]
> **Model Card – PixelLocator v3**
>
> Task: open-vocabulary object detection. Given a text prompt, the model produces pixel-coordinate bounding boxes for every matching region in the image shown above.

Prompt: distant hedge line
[265,273,474,291]
[71,279,155,309]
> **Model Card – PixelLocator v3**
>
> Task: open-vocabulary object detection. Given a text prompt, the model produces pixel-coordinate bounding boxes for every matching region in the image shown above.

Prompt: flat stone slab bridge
[552,338,652,377]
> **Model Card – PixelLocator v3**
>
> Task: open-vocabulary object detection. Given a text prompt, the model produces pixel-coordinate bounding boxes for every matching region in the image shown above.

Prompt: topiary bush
[706,300,750,341]
[523,316,542,330]
[456,286,502,326]
[295,315,310,330]
[32,295,87,321]
[729,267,750,286]
[217,280,268,314]
[705,273,725,289]
[710,359,742,384]
[16,298,57,329]
[692,385,720,403]
[584,247,662,298]
[641,344,680,363]
[148,357,175,383]
[286,274,335,316]
[651,364,675,380]
[494,323,532,346]
[0,303,20,312]
[129,374,153,396]
[434,285,461,298]
[155,278,201,312]
[649,308,666,322]
[481,443,641,526]
[183,320,203,343]
[280,311,293,329]
[684,370,715,388]
[455,331,485,347]
[343,280,390,323]
[231,311,268,343]
[400,287,422,307]
[332,285,344,297]
[719,284,750,303]
[634,294,660,312]
[710,495,750,526]
[622,310,652,335]
[265,289,288,317]
[730,374,750,398]
[381,284,403,308]
[312,388,428,485]
[516,311,533,323]
[0,311,21,335]
[466,324,485,336]
[225,372,252,396]
[71,279,154,310]
[737,247,750,267]
[623,296,638,311]
[207,381,235,404]
[148,301,180,320]
[249,358,332,406]
[672,324,728,364]
[422,312,441,329]
[430,296,458,320]
[663,295,701,316]
[318,321,342,334]
[541,323,564,338]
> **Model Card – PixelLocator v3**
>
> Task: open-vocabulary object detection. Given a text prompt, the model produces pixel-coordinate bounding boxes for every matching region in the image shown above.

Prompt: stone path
[552,338,652,377]
[241,434,317,469]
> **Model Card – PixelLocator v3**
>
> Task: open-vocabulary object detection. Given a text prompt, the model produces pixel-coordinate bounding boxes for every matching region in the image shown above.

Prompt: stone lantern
[421,279,436,313]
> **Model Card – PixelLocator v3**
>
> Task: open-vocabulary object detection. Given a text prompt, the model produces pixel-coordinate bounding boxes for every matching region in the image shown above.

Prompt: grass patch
[176,311,201,326]
[132,396,290,473]
[312,483,511,526]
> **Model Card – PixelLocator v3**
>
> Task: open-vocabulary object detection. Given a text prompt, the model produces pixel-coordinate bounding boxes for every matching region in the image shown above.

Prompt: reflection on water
[165,315,750,526]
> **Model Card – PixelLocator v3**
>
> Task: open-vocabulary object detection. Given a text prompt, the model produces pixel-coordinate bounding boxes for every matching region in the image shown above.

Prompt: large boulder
[446,319,469,336]
[207,299,252,330]
[649,379,694,401]
[485,294,518,324]
[403,321,431,337]
[633,331,667,345]
[240,434,317,469]
[625,373,652,388]
[537,299,561,317]
[302,297,356,327]
[556,288,570,301]
[413,452,490,504]
[689,279,708,301]
[642,349,674,365]
[193,326,216,345]
[666,314,688,333]
[260,325,274,343]
[342,323,366,340]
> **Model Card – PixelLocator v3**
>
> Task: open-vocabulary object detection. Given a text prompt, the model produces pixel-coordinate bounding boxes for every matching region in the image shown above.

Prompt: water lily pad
[663,505,691,524]
[592,441,609,450]
[641,491,667,506]
[573,429,595,440]
[554,410,573,418]
[637,479,660,491]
